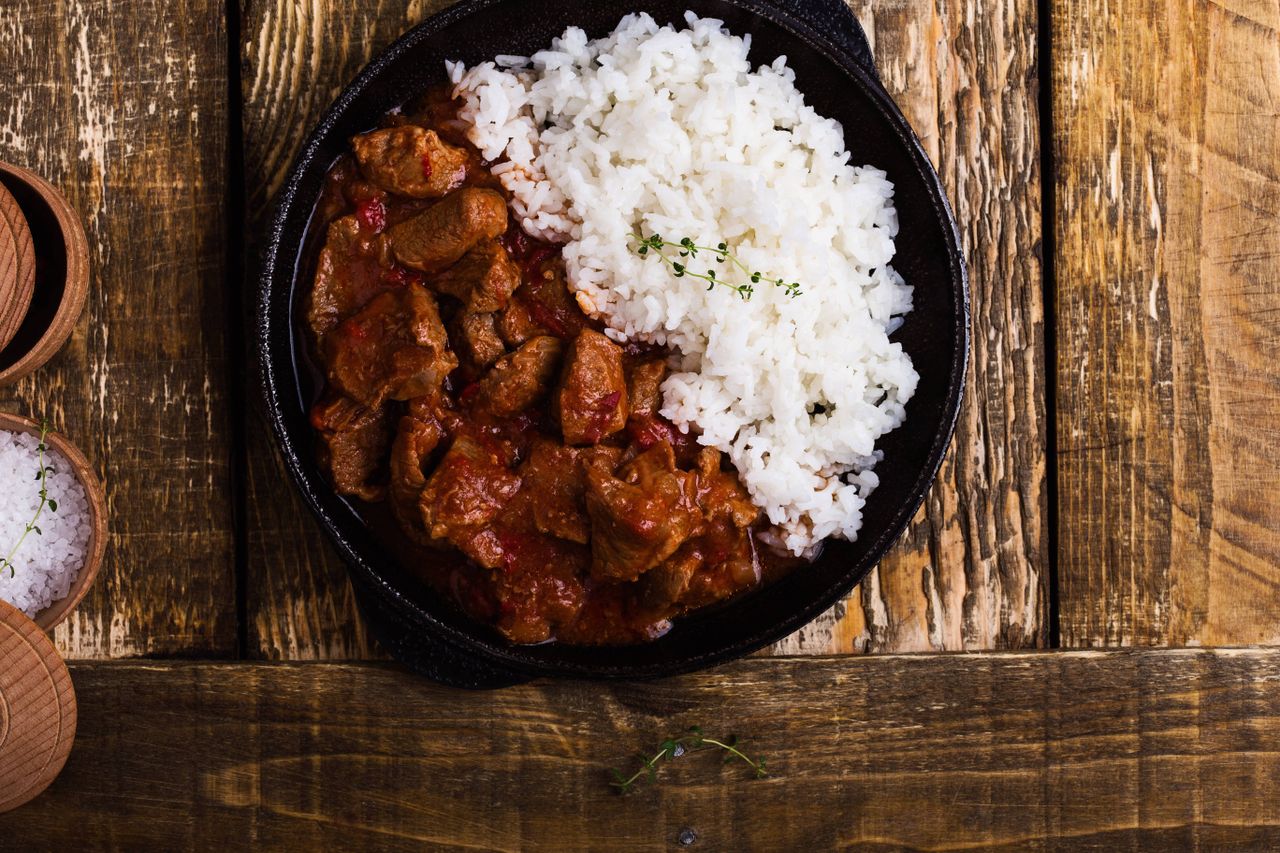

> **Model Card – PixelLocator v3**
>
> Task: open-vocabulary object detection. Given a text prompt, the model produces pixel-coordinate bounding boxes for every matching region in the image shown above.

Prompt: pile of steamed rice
[0,429,90,617]
[448,12,918,555]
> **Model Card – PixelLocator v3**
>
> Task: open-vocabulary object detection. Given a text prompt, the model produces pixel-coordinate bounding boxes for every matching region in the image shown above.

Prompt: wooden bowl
[0,413,108,631]
[0,180,36,353]
[0,162,90,386]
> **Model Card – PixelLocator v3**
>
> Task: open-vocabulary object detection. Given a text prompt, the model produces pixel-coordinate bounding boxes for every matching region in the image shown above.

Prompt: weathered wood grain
[237,0,451,659]
[0,0,237,657]
[5,651,1280,849]
[239,0,1046,659]
[790,0,1047,655]
[1053,0,1280,645]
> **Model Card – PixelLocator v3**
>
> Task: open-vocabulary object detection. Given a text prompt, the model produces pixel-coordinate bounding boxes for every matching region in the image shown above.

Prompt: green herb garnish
[609,725,768,794]
[631,233,803,301]
[0,418,59,579]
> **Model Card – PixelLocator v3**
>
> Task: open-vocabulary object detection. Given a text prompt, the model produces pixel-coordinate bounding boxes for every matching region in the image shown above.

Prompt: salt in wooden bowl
[0,413,107,631]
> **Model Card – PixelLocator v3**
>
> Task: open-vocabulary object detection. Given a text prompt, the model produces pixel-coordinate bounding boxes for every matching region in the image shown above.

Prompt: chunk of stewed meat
[635,450,761,612]
[641,532,760,613]
[559,329,628,445]
[389,188,507,273]
[451,311,506,371]
[584,441,701,582]
[351,125,468,199]
[496,293,543,346]
[472,336,563,418]
[431,240,520,313]
[640,545,702,612]
[306,214,399,339]
[693,447,761,529]
[626,357,668,419]
[492,555,588,644]
[418,436,522,568]
[310,395,392,502]
[521,438,623,544]
[323,284,458,408]
[497,261,588,344]
[388,410,447,546]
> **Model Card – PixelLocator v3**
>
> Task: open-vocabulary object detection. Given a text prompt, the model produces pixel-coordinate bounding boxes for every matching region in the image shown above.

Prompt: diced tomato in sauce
[356,197,387,233]
[381,265,423,287]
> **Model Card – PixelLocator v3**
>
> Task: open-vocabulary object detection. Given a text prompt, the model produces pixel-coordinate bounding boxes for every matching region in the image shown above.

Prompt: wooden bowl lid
[0,181,36,353]
[0,209,18,341]
[0,162,89,386]
[0,598,76,814]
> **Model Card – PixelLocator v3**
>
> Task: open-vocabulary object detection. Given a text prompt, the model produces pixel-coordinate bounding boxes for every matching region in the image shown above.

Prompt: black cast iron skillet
[258,0,969,688]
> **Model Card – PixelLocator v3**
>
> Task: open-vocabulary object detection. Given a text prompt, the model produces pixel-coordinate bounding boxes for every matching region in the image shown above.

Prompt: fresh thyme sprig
[609,725,768,794]
[631,233,803,301]
[0,418,59,579]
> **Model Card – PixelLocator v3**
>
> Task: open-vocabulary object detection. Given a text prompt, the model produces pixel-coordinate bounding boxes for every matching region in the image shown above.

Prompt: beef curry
[304,91,799,645]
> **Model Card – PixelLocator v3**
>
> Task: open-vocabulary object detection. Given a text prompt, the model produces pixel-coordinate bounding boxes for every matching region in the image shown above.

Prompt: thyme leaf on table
[609,725,768,794]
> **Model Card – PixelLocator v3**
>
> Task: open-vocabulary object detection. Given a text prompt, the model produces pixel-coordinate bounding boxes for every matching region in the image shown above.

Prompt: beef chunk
[311,395,392,502]
[389,188,507,273]
[306,214,398,339]
[431,240,520,313]
[584,441,701,582]
[693,447,760,529]
[351,125,467,199]
[493,556,588,644]
[388,410,447,545]
[323,284,458,408]
[496,294,543,346]
[640,545,702,611]
[635,448,762,611]
[418,436,522,569]
[452,311,507,371]
[472,335,563,417]
[640,532,760,613]
[497,261,590,345]
[521,438,623,544]
[559,329,628,445]
[626,357,668,419]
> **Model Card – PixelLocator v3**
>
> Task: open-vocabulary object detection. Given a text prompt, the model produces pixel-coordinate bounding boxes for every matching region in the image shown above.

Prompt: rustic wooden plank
[1053,0,1280,645]
[785,0,1048,655]
[5,650,1280,849]
[240,0,1046,659]
[0,0,237,656]
[237,0,447,660]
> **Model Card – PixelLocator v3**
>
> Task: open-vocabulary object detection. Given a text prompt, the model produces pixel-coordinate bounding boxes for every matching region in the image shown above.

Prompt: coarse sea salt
[0,428,91,618]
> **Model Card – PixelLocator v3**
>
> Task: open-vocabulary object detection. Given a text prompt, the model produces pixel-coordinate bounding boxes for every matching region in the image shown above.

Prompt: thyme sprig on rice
[0,418,59,579]
[631,233,803,301]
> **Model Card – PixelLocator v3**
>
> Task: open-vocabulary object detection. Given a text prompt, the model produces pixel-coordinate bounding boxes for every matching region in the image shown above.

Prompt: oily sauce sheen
[304,88,802,645]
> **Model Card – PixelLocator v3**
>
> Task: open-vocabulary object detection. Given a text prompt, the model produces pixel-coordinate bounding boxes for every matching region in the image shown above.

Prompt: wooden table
[0,0,1277,848]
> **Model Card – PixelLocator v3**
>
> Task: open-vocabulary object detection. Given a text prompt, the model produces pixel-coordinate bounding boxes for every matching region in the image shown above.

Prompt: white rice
[448,12,918,554]
[0,429,91,617]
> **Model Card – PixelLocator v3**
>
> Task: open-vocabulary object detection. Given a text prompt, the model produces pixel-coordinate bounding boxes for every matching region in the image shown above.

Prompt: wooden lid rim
[0,161,90,386]
[0,180,36,352]
[0,598,77,814]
